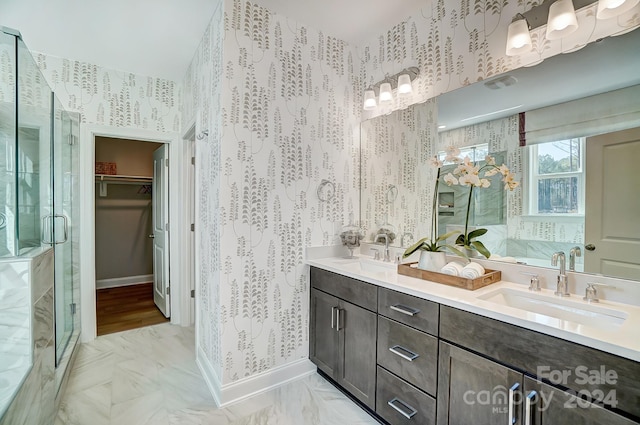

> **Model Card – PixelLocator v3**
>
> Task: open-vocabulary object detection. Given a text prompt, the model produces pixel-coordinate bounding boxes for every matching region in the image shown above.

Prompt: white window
[528,138,585,215]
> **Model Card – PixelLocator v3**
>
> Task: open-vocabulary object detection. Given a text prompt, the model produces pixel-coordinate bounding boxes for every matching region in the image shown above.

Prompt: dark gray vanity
[309,266,640,425]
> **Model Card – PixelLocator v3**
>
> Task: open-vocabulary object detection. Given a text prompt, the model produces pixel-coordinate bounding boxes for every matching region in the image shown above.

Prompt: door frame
[79,124,189,342]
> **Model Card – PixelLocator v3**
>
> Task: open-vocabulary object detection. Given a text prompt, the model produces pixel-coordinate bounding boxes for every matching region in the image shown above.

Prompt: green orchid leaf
[444,244,468,259]
[468,228,488,240]
[435,230,460,243]
[455,234,465,245]
[403,237,429,257]
[471,240,491,259]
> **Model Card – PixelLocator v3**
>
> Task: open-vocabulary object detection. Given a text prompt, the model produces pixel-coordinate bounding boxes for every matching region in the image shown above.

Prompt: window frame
[526,138,586,217]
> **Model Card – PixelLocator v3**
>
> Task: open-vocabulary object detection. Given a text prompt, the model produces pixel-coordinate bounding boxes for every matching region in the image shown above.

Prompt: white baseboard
[95,274,153,289]
[196,346,222,406]
[196,347,316,407]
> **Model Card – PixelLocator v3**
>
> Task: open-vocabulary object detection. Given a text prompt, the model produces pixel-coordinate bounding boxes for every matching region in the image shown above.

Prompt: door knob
[585,244,595,251]
[148,234,155,239]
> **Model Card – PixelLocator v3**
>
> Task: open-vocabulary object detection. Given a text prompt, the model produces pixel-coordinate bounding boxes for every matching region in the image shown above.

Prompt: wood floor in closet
[96,282,169,336]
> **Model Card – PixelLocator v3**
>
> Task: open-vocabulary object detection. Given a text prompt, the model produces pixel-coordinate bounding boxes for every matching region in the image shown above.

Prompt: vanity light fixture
[506,14,533,56]
[597,0,640,18]
[546,0,579,40]
[504,0,631,56]
[363,67,419,110]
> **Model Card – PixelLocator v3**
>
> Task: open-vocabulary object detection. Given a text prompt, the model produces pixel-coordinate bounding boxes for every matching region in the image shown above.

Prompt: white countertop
[307,255,640,362]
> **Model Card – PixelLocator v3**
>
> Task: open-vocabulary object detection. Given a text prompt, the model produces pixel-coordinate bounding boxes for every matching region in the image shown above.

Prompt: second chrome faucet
[551,251,570,297]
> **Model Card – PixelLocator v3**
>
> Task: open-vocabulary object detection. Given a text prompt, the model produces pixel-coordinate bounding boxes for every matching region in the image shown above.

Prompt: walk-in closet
[94,137,169,335]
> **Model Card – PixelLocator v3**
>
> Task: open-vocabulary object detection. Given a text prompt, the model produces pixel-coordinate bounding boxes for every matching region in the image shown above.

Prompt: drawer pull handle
[389,345,419,362]
[390,304,420,316]
[335,308,342,332]
[331,306,336,329]
[388,397,417,419]
[508,382,520,425]
[525,390,536,425]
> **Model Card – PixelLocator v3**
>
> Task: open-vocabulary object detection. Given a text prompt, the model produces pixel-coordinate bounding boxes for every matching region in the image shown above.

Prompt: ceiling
[1,0,425,82]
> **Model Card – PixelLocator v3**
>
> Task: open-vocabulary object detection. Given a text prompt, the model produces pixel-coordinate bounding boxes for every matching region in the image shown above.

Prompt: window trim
[526,138,586,216]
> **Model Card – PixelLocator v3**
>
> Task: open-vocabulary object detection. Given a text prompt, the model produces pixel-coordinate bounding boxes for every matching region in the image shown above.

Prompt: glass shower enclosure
[0,26,80,415]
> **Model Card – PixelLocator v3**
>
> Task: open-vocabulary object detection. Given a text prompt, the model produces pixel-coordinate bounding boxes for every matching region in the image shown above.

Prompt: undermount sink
[478,288,628,329]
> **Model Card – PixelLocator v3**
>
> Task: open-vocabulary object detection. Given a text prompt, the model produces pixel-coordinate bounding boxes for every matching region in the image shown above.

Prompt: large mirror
[360,28,640,282]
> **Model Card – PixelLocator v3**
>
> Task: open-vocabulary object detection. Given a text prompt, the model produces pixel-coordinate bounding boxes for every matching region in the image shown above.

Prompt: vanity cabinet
[309,266,640,425]
[309,268,377,409]
[437,341,524,425]
[439,305,640,424]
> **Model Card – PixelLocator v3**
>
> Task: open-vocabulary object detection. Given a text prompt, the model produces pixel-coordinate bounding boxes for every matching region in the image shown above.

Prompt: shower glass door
[53,97,79,366]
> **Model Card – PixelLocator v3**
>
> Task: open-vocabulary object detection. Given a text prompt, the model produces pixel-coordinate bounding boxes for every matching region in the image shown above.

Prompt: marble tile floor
[55,323,380,425]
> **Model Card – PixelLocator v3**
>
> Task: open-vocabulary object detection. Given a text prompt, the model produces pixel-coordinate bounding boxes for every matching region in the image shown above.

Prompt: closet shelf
[95,174,153,184]
[95,174,153,197]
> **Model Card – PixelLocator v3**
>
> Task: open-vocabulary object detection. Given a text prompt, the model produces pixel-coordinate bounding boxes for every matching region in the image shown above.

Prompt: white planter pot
[417,251,447,272]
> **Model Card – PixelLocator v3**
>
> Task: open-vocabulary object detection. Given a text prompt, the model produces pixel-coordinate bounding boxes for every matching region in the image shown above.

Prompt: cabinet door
[437,342,524,425]
[339,299,377,410]
[523,377,638,425]
[310,289,340,380]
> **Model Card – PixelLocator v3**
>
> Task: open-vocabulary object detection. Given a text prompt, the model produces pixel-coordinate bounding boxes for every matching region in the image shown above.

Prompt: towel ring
[317,179,335,202]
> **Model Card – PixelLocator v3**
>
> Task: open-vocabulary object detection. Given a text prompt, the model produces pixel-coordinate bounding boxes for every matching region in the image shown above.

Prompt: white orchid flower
[485,155,496,165]
[443,173,458,186]
[428,156,444,168]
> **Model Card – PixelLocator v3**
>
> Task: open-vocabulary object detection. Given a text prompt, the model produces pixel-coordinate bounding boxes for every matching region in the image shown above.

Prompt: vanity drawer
[376,366,436,425]
[310,267,377,311]
[378,287,439,335]
[377,316,438,395]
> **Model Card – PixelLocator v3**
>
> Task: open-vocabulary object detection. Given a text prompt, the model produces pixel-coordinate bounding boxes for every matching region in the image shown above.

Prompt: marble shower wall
[359,0,640,120]
[182,0,361,384]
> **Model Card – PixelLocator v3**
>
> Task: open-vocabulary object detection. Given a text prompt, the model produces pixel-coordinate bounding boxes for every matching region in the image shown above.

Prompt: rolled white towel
[441,261,464,276]
[461,262,485,279]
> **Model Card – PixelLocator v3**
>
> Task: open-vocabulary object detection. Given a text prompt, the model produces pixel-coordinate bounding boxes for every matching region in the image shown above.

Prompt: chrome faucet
[374,233,391,262]
[569,246,581,271]
[551,251,570,297]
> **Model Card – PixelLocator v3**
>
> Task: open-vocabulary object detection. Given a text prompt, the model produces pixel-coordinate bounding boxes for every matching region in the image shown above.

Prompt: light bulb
[506,18,532,56]
[397,74,412,94]
[597,0,639,18]
[546,0,579,40]
[379,82,393,103]
[363,89,377,110]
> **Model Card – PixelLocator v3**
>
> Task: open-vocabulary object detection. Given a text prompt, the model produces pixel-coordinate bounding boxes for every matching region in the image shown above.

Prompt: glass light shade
[363,89,377,110]
[506,18,533,56]
[546,0,579,40]
[379,82,393,103]
[597,0,639,18]
[397,74,413,94]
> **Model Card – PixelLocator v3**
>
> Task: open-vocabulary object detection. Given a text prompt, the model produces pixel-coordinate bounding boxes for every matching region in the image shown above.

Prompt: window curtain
[522,84,640,145]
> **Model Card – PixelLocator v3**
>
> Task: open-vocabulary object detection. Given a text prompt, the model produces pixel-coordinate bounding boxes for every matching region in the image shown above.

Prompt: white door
[585,127,640,280]
[153,144,170,317]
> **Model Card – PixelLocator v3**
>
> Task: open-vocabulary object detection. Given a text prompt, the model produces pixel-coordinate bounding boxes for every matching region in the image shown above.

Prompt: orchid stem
[464,185,473,245]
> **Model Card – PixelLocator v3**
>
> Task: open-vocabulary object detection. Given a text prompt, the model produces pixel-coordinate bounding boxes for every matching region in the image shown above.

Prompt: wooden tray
[397,262,501,290]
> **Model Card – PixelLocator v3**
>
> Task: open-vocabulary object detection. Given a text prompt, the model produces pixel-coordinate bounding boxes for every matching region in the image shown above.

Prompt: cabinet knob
[585,244,596,251]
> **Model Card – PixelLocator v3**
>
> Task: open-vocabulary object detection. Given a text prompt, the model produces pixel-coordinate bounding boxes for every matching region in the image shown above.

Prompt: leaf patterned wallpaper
[360,100,438,244]
[33,52,181,132]
[182,0,361,384]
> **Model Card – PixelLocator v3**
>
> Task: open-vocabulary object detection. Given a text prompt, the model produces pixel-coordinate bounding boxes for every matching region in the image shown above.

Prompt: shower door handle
[41,215,54,245]
[54,214,69,244]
